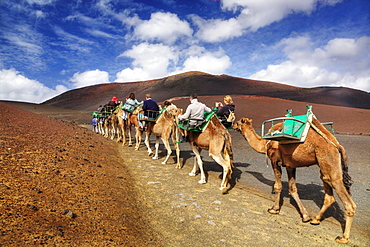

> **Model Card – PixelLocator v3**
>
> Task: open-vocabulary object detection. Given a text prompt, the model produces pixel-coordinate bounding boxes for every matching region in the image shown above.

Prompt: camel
[103,115,114,139]
[233,117,356,244]
[143,104,182,166]
[97,117,105,135]
[127,108,144,150]
[114,107,129,146]
[186,113,233,194]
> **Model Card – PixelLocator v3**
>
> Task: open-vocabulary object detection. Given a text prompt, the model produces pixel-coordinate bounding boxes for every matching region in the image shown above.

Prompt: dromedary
[186,113,233,194]
[114,107,129,146]
[143,104,182,166]
[127,108,144,150]
[233,117,356,244]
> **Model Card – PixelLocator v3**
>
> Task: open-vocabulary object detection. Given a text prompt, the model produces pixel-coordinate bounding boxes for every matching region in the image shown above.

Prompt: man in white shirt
[178,93,212,141]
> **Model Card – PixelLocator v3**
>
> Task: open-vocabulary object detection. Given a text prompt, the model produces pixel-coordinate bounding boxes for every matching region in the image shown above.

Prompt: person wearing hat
[108,96,119,107]
[178,93,212,142]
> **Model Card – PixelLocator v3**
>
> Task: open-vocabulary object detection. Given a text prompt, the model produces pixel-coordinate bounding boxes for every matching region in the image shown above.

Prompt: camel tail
[338,146,353,195]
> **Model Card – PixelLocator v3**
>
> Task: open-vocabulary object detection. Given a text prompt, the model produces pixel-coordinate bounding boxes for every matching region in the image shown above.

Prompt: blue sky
[1,0,369,103]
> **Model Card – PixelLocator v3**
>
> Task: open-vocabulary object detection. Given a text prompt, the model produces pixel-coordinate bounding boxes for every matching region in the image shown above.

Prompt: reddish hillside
[171,95,370,135]
[42,71,370,111]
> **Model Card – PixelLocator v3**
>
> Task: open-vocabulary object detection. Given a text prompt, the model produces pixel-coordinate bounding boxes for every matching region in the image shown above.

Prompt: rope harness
[309,116,339,148]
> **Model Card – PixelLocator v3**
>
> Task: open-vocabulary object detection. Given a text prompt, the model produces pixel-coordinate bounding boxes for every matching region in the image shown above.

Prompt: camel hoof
[310,219,321,225]
[188,172,197,177]
[335,236,349,244]
[220,187,228,194]
[268,208,280,214]
[302,215,311,223]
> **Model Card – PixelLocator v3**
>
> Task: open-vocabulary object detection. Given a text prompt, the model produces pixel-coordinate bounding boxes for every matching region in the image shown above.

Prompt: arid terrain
[1,96,369,246]
[1,72,369,246]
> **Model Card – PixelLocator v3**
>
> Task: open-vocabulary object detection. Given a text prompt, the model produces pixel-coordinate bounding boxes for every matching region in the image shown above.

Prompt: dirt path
[117,137,369,246]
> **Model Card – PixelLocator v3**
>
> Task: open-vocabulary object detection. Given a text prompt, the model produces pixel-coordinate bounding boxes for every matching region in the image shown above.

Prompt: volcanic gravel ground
[1,102,369,246]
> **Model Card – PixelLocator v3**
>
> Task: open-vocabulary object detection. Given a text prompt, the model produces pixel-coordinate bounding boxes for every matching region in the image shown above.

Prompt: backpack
[226,110,235,123]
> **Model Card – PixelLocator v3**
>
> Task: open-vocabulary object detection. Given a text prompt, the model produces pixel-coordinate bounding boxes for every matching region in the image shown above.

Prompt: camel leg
[127,125,133,147]
[286,167,311,222]
[98,119,104,135]
[116,125,122,143]
[310,179,335,225]
[172,134,181,169]
[209,153,232,194]
[152,136,160,160]
[122,125,127,146]
[135,128,142,150]
[190,145,205,184]
[144,132,153,156]
[103,122,108,138]
[268,163,283,214]
[160,137,172,164]
[330,179,356,244]
[110,126,115,140]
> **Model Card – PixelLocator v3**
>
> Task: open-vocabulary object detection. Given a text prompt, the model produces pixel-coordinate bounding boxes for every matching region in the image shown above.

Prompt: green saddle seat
[262,106,313,142]
[178,112,215,132]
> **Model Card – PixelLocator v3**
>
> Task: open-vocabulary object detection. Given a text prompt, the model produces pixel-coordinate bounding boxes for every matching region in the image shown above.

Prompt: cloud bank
[0,69,67,103]
[250,36,370,91]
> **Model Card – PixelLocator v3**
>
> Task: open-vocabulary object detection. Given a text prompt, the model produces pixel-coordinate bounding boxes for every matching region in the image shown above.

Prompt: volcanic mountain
[42,71,369,111]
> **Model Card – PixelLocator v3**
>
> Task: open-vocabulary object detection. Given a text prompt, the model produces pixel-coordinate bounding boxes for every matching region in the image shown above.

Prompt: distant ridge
[42,71,370,110]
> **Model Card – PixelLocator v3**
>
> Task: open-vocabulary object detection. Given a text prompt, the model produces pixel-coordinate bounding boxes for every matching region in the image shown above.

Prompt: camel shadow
[203,160,245,193]
[181,153,247,193]
[246,171,346,228]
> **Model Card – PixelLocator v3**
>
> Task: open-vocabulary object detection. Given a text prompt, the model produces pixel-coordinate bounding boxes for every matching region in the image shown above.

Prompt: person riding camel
[139,93,159,130]
[214,95,235,128]
[122,93,143,119]
[178,93,212,142]
[108,96,119,107]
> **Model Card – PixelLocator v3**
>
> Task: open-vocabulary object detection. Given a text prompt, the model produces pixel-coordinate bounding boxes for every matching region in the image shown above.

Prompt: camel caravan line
[92,103,356,244]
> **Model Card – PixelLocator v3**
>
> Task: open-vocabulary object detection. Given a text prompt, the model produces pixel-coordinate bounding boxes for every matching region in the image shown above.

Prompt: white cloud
[0,68,67,103]
[131,12,193,44]
[116,42,232,82]
[26,0,55,5]
[35,10,45,18]
[176,46,232,75]
[116,42,178,82]
[189,15,243,42]
[70,69,110,88]
[53,26,94,53]
[85,29,115,38]
[3,24,43,56]
[193,0,319,42]
[250,36,370,92]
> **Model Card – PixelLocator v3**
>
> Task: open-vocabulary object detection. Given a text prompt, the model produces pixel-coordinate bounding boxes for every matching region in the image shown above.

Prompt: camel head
[233,118,253,132]
[132,106,142,115]
[164,104,181,117]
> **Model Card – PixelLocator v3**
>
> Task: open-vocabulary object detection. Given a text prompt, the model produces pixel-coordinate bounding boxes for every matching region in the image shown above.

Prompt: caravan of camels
[91,96,356,244]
